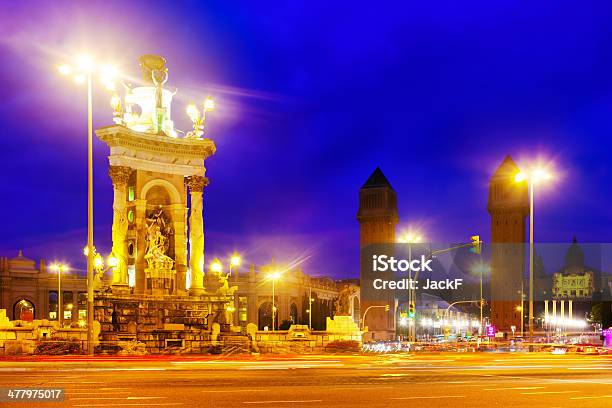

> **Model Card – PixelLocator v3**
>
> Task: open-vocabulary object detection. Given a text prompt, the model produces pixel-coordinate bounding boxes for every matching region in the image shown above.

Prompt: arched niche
[140,179,182,205]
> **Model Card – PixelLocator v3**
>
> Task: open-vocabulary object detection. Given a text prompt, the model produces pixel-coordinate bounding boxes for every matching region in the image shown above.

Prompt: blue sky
[1,1,612,278]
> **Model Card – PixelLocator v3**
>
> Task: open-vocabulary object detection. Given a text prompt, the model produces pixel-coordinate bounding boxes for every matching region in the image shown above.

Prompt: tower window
[128,186,135,201]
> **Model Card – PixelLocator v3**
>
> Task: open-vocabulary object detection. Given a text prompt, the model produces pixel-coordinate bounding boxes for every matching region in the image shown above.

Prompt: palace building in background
[0,251,86,323]
[0,251,359,331]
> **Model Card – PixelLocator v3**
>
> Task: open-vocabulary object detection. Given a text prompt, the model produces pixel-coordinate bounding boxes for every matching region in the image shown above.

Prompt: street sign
[486,325,496,337]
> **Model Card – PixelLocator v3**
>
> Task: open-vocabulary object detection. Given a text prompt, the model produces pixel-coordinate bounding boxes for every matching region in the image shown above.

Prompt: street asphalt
[0,352,611,407]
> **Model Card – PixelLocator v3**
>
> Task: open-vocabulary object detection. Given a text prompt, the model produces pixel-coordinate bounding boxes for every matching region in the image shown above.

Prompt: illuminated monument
[94,56,237,350]
[488,156,528,332]
[97,55,215,296]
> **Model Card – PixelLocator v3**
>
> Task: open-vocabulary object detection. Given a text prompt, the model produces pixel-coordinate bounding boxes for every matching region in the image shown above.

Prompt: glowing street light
[57,55,122,355]
[398,228,424,342]
[84,245,118,286]
[267,271,282,331]
[515,165,554,344]
[204,96,215,111]
[398,231,423,244]
[210,258,223,274]
[107,254,119,268]
[50,263,69,327]
[186,96,215,138]
[229,253,241,277]
[471,261,490,335]
[76,54,94,71]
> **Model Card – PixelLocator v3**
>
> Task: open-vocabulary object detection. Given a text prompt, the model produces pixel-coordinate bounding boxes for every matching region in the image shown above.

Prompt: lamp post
[308,283,313,330]
[58,56,119,355]
[398,230,423,342]
[228,254,241,325]
[50,263,69,327]
[515,168,552,344]
[471,261,489,336]
[186,96,215,138]
[268,272,281,331]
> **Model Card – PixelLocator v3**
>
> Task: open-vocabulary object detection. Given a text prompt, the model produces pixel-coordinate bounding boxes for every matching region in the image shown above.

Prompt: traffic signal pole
[407,237,483,342]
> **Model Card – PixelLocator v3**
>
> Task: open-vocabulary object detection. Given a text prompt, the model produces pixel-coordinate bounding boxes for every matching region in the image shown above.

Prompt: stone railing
[0,309,91,355]
[247,316,362,354]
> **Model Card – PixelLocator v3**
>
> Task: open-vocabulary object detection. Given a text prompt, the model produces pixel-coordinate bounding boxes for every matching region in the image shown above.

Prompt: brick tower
[487,156,528,333]
[357,167,399,340]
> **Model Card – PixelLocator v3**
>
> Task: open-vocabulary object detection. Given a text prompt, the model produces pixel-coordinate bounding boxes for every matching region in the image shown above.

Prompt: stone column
[187,176,208,295]
[109,165,132,291]
[133,199,148,294]
[169,204,188,294]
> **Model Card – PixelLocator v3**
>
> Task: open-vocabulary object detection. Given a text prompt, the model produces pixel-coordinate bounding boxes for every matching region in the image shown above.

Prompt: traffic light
[470,235,482,254]
[385,304,390,312]
[408,302,415,319]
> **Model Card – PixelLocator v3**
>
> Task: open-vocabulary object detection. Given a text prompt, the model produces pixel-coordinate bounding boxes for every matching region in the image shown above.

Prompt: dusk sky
[1,1,612,278]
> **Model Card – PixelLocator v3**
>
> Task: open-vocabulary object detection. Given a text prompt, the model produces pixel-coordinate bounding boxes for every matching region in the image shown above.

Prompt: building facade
[229,261,360,330]
[0,251,360,331]
[0,251,87,324]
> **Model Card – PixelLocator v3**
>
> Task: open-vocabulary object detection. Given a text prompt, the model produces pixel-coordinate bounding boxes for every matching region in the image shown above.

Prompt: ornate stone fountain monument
[93,56,241,353]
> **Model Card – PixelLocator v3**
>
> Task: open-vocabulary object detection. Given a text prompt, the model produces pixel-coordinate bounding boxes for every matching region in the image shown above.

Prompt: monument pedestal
[145,267,175,296]
[189,288,204,297]
[326,315,363,343]
[111,284,131,295]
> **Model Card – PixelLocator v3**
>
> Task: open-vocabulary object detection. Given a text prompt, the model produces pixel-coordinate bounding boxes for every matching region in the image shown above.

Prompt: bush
[324,340,360,353]
[279,320,293,330]
[35,340,82,355]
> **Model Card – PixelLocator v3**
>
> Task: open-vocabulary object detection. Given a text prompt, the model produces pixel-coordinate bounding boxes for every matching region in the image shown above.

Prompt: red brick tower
[488,156,528,333]
[358,167,399,340]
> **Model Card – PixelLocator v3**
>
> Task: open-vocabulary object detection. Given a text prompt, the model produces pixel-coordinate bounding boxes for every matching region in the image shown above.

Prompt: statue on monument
[144,206,174,270]
[138,55,169,134]
[334,285,356,316]
[217,272,238,297]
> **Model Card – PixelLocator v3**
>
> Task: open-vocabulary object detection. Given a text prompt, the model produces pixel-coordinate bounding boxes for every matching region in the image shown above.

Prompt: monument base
[111,284,131,295]
[94,292,242,354]
[325,315,363,343]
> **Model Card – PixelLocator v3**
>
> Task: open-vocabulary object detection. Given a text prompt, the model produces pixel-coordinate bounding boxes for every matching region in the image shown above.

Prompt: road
[0,353,611,407]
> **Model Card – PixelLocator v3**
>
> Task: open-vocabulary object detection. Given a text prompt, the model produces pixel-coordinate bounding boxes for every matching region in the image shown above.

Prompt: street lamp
[267,271,282,331]
[49,263,69,327]
[58,55,120,355]
[515,305,524,337]
[307,282,313,330]
[515,167,552,344]
[186,96,215,138]
[229,253,241,276]
[398,229,424,342]
[471,261,490,335]
[84,246,118,280]
[210,258,223,274]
